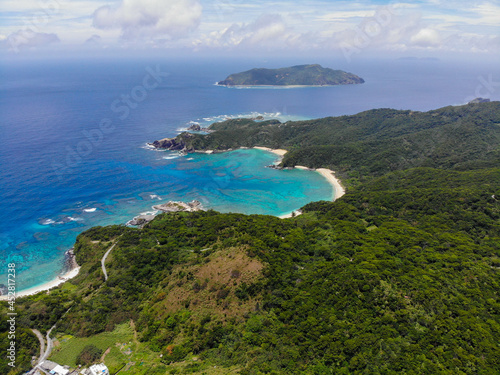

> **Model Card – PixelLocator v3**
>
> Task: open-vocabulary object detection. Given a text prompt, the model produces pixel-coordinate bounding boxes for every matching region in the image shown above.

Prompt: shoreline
[249,148,345,218]
[215,83,346,89]
[316,168,345,200]
[278,168,344,219]
[252,146,288,156]
[0,261,80,301]
[252,148,344,200]
[3,148,343,295]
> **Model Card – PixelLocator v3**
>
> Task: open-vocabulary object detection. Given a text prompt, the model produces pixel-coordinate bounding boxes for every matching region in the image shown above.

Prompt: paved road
[101,242,118,281]
[31,329,45,361]
[28,307,73,374]
[27,329,45,375]
[41,325,55,362]
[27,325,54,374]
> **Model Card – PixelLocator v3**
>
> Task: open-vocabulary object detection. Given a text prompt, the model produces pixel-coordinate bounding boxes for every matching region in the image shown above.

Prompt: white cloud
[1,29,60,51]
[410,28,442,47]
[92,0,202,39]
[197,13,310,49]
[0,0,498,54]
[470,2,500,26]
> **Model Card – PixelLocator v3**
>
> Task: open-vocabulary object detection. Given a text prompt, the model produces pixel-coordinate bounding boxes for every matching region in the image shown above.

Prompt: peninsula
[217,64,364,86]
[4,102,500,375]
[150,102,500,182]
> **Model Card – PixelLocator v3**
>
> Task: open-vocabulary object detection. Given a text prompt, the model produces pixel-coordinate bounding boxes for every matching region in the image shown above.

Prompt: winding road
[28,325,55,375]
[28,307,73,374]
[101,241,118,281]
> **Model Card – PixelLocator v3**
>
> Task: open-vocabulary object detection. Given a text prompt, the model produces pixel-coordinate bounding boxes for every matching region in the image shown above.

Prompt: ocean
[1,55,499,292]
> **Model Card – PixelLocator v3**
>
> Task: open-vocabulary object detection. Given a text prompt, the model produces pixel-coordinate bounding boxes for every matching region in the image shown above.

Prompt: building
[88,363,109,375]
[51,365,70,375]
[39,360,70,375]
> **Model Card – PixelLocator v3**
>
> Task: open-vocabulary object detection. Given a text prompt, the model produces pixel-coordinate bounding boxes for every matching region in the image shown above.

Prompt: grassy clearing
[50,322,133,370]
[49,320,241,374]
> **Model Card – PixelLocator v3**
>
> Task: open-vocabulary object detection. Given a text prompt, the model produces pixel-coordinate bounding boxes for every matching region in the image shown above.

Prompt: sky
[0,0,499,58]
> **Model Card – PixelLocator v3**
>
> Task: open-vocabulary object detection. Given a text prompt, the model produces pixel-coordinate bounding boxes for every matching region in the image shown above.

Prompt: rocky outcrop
[153,200,203,213]
[127,214,156,226]
[187,123,202,131]
[151,136,190,150]
[468,97,490,104]
[63,248,79,272]
[186,123,213,132]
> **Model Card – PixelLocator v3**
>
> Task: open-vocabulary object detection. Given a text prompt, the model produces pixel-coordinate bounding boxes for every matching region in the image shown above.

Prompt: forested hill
[2,101,500,374]
[154,101,500,185]
[217,64,364,86]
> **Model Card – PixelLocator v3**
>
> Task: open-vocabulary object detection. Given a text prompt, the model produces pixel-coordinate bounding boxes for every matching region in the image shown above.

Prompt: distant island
[217,64,364,86]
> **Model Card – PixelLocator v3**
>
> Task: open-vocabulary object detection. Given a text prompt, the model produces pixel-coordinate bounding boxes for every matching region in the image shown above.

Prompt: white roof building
[88,363,110,375]
[50,364,69,375]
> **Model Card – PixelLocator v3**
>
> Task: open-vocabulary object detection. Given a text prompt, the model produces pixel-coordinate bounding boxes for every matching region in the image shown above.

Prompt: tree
[76,344,102,366]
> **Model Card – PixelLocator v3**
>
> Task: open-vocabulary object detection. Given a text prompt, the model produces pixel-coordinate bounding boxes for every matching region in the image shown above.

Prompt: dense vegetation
[1,102,500,374]
[217,64,364,86]
[76,344,103,366]
[165,102,500,186]
[0,309,39,375]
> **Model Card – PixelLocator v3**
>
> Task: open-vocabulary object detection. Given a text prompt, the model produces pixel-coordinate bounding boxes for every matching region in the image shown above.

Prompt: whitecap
[140,210,159,216]
[141,143,157,150]
[40,219,56,225]
[149,194,162,200]
[83,208,97,213]
[67,216,83,222]
[163,155,180,160]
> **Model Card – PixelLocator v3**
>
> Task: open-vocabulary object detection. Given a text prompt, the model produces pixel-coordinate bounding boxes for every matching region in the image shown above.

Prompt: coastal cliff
[151,132,195,151]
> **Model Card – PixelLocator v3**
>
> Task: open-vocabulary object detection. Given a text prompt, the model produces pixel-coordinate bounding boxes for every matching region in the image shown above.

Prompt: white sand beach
[253,147,345,210]
[316,168,345,200]
[0,267,80,300]
[252,146,288,156]
[278,168,345,219]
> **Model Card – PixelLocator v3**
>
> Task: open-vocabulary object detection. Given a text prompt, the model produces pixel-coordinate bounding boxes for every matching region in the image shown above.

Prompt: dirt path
[100,347,111,362]
[130,319,139,345]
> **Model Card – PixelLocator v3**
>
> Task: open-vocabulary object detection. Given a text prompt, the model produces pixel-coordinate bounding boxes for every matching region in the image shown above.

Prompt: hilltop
[217,64,364,86]
[2,102,500,374]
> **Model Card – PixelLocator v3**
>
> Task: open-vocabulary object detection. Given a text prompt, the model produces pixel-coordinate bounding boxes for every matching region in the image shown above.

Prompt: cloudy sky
[1,0,499,56]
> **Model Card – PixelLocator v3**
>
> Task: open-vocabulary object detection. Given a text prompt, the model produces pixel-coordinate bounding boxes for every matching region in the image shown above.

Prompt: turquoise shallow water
[3,147,333,292]
[2,56,499,292]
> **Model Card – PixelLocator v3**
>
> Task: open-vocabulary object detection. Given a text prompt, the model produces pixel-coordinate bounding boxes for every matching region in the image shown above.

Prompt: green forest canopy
[2,101,500,374]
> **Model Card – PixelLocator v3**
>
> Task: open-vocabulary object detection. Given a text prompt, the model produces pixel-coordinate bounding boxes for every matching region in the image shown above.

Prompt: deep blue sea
[1,55,499,292]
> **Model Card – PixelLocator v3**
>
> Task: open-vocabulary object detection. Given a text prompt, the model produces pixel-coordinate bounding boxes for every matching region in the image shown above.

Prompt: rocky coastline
[153,200,203,213]
[63,248,78,273]
[186,123,213,132]
[127,200,204,227]
[149,133,194,151]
